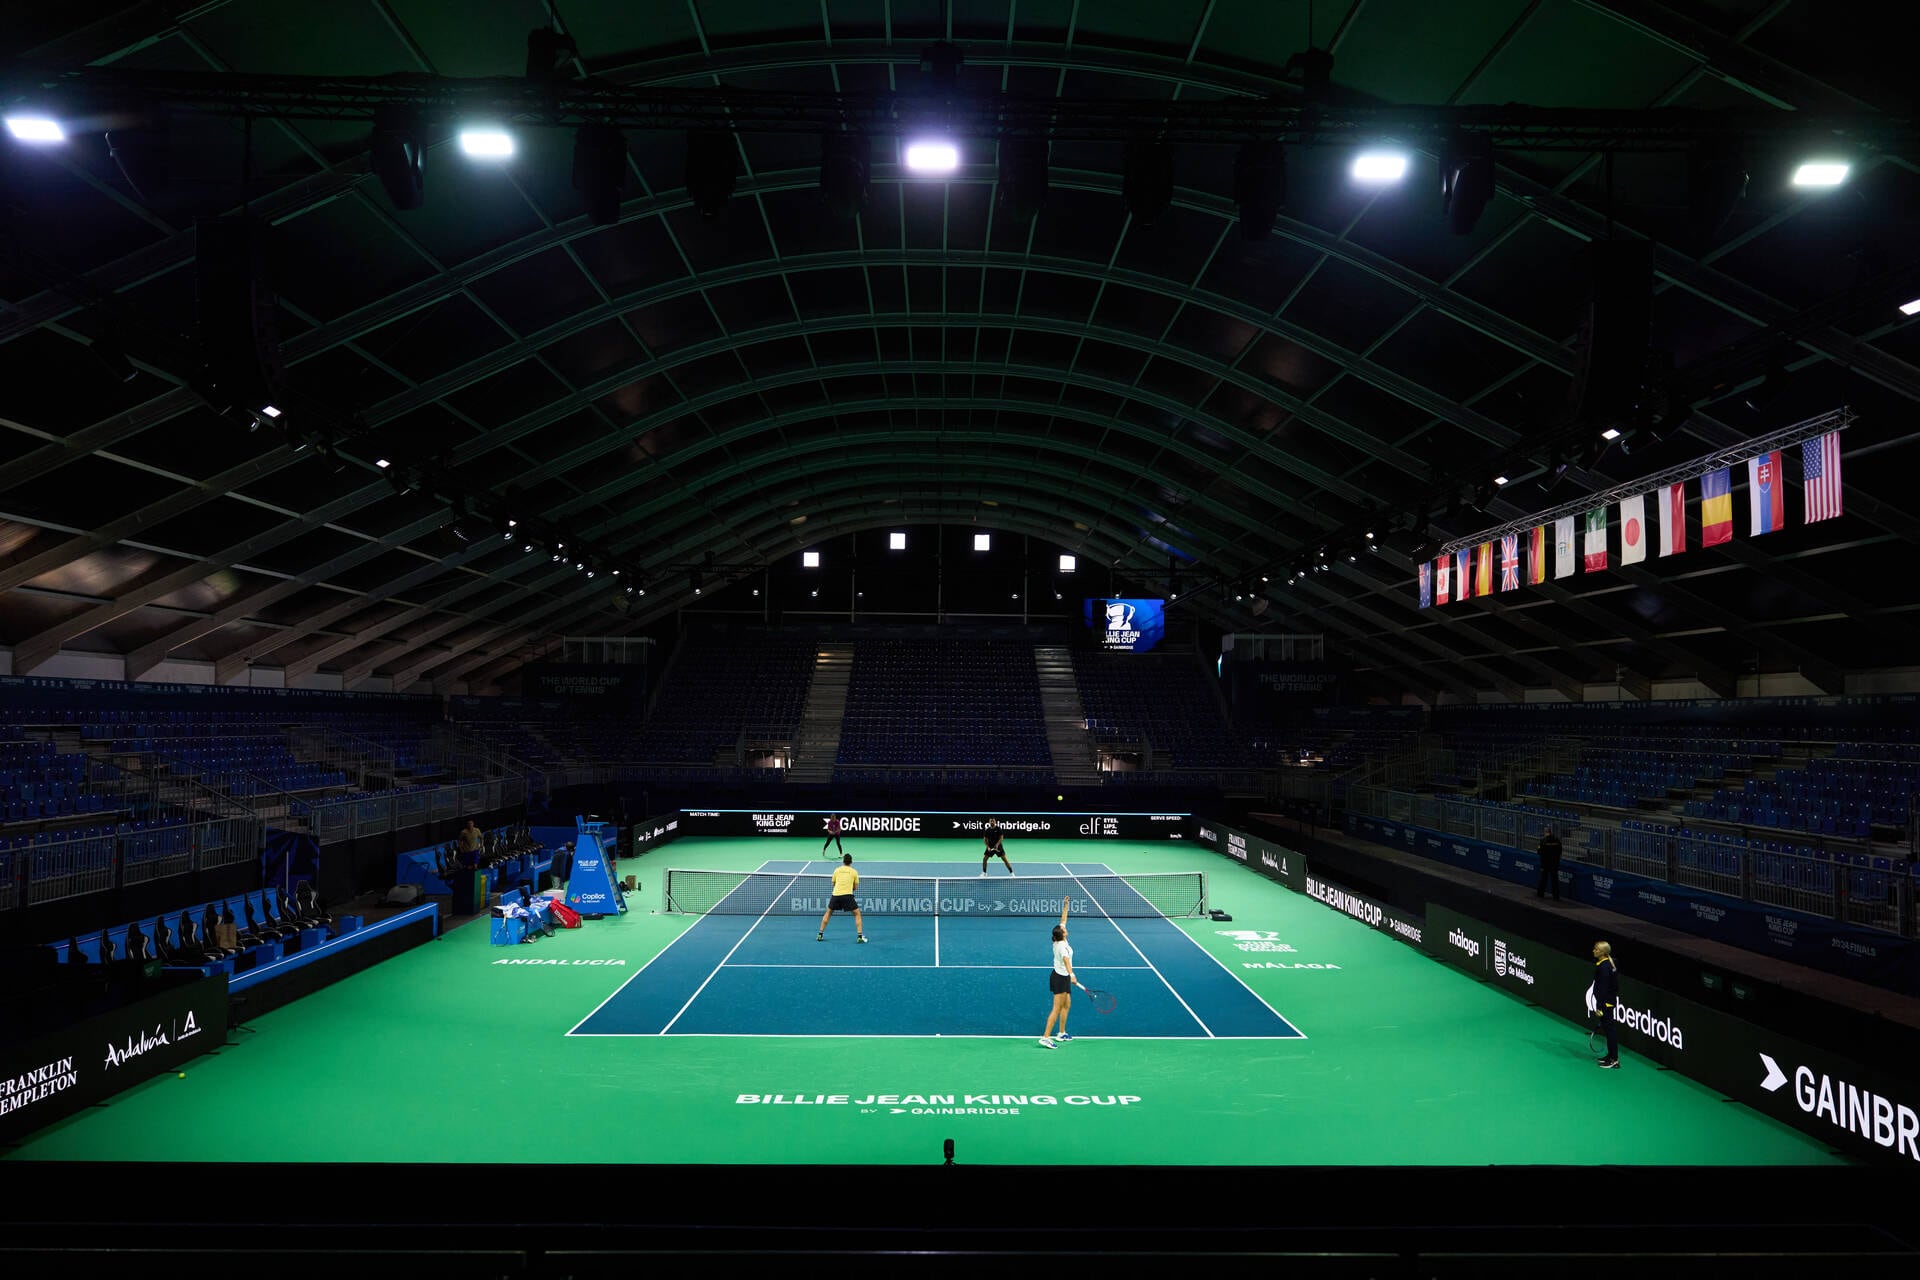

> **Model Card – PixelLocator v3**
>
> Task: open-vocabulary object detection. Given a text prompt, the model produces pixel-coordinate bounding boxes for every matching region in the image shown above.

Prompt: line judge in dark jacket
[1588,941,1620,1068]
[1535,827,1563,901]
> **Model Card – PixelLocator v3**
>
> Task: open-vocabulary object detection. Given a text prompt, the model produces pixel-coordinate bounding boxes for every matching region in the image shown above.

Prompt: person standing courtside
[1588,941,1620,1068]
[981,818,1014,876]
[816,853,867,944]
[1536,826,1563,901]
[822,812,845,859]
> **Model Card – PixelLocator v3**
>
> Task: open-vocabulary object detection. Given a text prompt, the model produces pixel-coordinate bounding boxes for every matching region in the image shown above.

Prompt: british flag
[1499,533,1519,591]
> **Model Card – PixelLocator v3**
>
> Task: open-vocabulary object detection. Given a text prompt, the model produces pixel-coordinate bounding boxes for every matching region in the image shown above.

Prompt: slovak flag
[1418,560,1433,609]
[1748,451,1785,535]
[1435,556,1451,605]
[1500,534,1519,591]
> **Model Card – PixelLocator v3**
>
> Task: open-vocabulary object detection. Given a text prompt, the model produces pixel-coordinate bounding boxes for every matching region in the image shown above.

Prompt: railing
[2,813,267,910]
[1345,787,1913,939]
[302,776,526,845]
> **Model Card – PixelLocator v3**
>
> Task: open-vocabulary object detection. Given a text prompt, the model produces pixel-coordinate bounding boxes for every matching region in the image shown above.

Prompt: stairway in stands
[786,645,854,783]
[1034,646,1103,787]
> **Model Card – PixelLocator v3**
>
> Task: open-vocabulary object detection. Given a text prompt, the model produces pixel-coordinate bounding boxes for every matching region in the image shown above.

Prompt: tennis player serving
[1039,896,1083,1048]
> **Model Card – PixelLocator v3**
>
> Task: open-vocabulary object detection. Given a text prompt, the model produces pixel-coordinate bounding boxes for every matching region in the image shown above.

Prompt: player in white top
[1039,896,1086,1048]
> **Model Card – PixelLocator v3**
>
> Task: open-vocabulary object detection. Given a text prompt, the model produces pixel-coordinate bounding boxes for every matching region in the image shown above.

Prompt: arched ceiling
[2,1,1919,697]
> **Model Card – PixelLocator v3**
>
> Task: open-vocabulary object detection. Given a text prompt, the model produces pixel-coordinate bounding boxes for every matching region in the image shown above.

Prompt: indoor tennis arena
[2,0,1918,1271]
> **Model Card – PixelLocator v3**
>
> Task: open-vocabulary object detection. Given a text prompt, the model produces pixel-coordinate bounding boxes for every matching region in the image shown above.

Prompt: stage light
[820,131,872,218]
[973,533,990,551]
[904,138,960,174]
[572,124,628,226]
[371,109,425,209]
[1232,140,1286,241]
[1440,132,1494,235]
[1600,427,1621,441]
[1352,151,1408,184]
[507,518,517,528]
[1122,140,1174,224]
[889,532,906,550]
[459,128,514,159]
[552,553,562,562]
[1493,475,1508,486]
[1791,160,1849,188]
[1900,298,1920,316]
[809,589,817,598]
[1059,554,1076,573]
[803,550,821,567]
[685,129,736,217]
[523,544,533,553]
[4,115,64,144]
[375,458,391,468]
[997,138,1049,223]
[610,568,617,575]
[260,404,282,418]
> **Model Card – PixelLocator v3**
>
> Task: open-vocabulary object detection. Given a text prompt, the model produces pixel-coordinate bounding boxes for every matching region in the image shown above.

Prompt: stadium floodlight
[4,115,65,144]
[458,128,514,159]
[1059,554,1076,573]
[1493,475,1508,486]
[1900,298,1920,316]
[904,138,960,174]
[1351,151,1408,184]
[1600,427,1622,441]
[1790,160,1849,188]
[889,532,906,550]
[260,404,282,418]
[803,550,821,567]
[973,533,990,551]
[375,458,391,468]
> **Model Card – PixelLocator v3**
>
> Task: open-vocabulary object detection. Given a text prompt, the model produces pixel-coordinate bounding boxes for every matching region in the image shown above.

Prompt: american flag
[1802,431,1843,523]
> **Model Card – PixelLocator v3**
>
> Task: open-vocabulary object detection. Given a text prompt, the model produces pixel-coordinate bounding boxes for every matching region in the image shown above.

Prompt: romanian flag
[1701,467,1733,546]
[1435,555,1451,605]
[1475,542,1494,597]
[1418,561,1432,609]
[1527,525,1547,585]
[1583,508,1608,572]
[1748,450,1785,535]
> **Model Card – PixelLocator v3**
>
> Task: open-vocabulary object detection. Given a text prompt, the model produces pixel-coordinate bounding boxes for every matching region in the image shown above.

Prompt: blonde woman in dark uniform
[1039,896,1083,1048]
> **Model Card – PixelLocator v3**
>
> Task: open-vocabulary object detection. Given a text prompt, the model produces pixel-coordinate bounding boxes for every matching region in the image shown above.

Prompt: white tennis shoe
[1038,1037,1056,1049]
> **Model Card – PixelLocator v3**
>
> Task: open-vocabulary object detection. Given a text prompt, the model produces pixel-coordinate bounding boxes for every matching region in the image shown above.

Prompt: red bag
[547,899,583,929]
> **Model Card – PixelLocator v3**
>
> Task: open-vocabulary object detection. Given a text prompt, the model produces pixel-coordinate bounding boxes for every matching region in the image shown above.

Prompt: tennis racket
[1080,984,1117,1015]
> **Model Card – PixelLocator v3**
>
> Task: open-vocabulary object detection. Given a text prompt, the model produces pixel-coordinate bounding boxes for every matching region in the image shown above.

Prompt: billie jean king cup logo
[1106,601,1135,632]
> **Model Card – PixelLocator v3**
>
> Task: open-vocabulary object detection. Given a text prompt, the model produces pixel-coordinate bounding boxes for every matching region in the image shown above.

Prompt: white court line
[934,914,939,966]
[1090,860,1308,1040]
[723,963,1151,970]
[564,915,722,1036]
[573,1033,1301,1040]
[659,867,809,1033]
[1063,866,1213,1037]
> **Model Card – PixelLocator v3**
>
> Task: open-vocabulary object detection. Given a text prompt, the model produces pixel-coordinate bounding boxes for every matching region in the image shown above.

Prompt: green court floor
[4,839,1848,1165]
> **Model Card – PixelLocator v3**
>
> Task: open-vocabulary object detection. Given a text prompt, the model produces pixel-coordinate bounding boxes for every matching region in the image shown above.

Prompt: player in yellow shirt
[816,853,868,943]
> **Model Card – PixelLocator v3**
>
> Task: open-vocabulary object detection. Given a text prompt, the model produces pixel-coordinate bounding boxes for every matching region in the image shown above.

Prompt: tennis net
[664,869,1207,919]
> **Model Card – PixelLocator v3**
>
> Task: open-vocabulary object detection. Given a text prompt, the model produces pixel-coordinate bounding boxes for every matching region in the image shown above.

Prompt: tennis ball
[177,1073,185,1079]
[1056,794,1063,801]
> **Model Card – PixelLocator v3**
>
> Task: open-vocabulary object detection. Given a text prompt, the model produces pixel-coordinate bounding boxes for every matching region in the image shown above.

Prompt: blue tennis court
[569,860,1304,1039]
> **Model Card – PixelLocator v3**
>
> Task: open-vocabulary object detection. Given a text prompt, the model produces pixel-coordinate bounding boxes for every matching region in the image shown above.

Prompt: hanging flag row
[1416,429,1843,608]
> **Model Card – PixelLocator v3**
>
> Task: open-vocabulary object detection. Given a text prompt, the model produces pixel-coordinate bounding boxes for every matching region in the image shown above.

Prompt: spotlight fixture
[523,544,533,553]
[1439,131,1494,235]
[685,129,736,217]
[1600,427,1622,441]
[904,138,960,174]
[572,123,629,227]
[803,550,821,568]
[1352,151,1408,184]
[973,533,990,551]
[888,532,906,550]
[820,131,872,218]
[997,138,1049,223]
[1790,160,1849,188]
[1232,140,1286,241]
[458,127,514,160]
[1900,298,1920,317]
[4,115,64,144]
[375,458,391,468]
[1493,475,1508,486]
[1122,140,1174,225]
[1059,554,1076,573]
[370,109,426,210]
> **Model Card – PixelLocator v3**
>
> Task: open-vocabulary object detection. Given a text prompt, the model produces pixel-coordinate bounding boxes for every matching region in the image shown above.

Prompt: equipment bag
[548,900,583,929]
